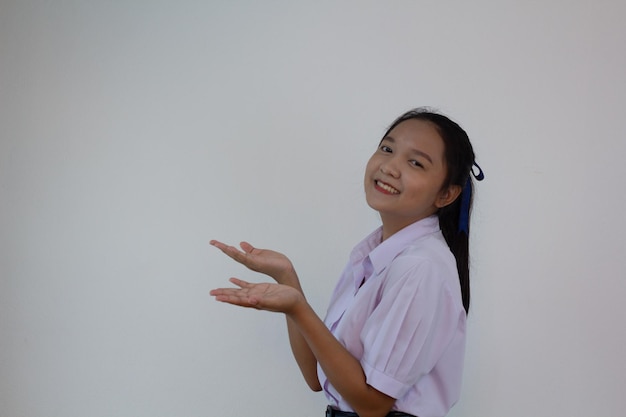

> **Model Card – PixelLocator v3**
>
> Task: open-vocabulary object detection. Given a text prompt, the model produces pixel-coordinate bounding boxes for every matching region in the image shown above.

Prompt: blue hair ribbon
[458,162,484,235]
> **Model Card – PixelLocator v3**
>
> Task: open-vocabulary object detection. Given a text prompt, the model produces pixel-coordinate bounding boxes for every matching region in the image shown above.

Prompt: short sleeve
[359,256,464,400]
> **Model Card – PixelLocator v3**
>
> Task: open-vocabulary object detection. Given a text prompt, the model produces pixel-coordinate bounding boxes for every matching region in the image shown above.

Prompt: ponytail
[439,180,473,314]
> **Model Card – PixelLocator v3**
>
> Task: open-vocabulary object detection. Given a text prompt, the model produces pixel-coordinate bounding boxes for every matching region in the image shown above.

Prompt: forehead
[385,119,446,159]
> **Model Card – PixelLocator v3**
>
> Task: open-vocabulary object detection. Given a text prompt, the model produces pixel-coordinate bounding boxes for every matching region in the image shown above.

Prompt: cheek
[364,157,377,179]
[405,177,440,200]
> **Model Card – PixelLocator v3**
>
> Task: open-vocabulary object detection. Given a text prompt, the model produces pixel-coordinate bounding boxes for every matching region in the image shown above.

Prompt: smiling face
[364,119,461,240]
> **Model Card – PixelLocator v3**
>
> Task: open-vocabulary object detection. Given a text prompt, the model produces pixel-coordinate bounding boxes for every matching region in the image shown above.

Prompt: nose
[380,159,400,178]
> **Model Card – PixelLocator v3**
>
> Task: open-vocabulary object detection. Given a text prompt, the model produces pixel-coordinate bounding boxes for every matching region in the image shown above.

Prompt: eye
[379,145,392,153]
[409,160,424,168]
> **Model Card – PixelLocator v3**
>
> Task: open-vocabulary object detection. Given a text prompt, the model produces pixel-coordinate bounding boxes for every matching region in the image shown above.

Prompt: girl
[210,108,484,417]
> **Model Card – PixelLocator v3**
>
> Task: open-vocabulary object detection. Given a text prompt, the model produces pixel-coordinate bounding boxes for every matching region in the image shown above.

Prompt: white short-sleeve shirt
[318,215,466,417]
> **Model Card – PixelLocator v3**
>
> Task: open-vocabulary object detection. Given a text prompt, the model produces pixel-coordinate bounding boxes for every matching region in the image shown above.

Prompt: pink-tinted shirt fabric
[318,215,466,417]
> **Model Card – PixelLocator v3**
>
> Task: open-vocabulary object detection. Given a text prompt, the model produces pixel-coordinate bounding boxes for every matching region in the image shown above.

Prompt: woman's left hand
[210,277,303,314]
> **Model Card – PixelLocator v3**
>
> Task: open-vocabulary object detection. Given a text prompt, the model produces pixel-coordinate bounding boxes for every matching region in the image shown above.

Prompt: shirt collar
[350,215,441,286]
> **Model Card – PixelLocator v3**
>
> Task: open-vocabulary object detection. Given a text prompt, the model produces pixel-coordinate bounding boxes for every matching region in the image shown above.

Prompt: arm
[210,240,320,390]
[210,279,396,417]
[288,297,395,417]
[282,275,322,391]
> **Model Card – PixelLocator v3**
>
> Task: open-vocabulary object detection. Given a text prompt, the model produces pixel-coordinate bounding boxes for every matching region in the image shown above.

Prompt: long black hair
[382,108,478,314]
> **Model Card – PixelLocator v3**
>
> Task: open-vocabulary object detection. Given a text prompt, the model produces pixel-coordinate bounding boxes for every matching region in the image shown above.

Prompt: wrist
[278,266,301,288]
[286,292,311,320]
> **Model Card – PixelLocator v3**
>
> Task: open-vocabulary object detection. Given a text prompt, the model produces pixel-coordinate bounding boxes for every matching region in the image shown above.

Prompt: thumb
[240,241,255,254]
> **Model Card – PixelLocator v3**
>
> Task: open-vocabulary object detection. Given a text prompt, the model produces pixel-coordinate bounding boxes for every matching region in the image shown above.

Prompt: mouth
[375,180,400,195]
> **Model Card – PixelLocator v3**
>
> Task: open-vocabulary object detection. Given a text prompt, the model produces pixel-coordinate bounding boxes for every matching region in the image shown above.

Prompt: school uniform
[319,215,466,417]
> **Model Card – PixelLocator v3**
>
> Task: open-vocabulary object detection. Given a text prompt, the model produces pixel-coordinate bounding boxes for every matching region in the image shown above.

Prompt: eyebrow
[382,136,433,164]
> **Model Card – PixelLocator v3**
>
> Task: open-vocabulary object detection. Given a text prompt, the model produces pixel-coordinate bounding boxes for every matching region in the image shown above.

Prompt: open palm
[210,278,302,313]
[210,240,295,284]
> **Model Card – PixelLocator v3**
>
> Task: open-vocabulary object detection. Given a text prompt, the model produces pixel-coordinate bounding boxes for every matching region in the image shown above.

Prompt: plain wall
[1,1,625,416]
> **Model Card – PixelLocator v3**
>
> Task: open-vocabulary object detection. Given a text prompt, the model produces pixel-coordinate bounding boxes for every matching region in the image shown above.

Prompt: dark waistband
[326,405,416,417]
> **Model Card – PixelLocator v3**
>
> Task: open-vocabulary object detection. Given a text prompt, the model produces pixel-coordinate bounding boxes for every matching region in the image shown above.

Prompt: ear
[435,184,462,208]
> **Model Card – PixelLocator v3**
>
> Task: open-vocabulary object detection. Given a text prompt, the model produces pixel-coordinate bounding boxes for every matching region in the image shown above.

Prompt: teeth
[376,180,399,194]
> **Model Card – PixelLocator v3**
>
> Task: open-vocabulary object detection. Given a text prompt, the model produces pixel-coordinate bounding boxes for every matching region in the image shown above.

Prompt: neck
[380,214,431,241]
[380,215,414,241]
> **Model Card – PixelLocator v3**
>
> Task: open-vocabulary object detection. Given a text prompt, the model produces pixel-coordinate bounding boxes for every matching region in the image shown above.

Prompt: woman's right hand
[210,240,298,286]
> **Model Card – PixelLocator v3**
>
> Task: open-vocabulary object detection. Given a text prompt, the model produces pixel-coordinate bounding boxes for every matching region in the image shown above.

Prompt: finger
[211,240,250,263]
[209,284,261,308]
[239,241,256,254]
[229,277,255,288]
[222,245,261,271]
[209,239,228,250]
[208,279,251,296]
[210,240,238,256]
[212,292,258,308]
[209,287,227,296]
[209,284,243,294]
[224,245,248,262]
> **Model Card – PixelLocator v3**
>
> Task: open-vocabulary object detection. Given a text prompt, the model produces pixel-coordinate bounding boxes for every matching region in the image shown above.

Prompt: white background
[1,1,625,416]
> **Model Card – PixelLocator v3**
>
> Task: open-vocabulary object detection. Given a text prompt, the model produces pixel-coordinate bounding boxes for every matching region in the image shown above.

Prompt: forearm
[288,300,395,417]
[280,271,322,390]
[286,316,322,391]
